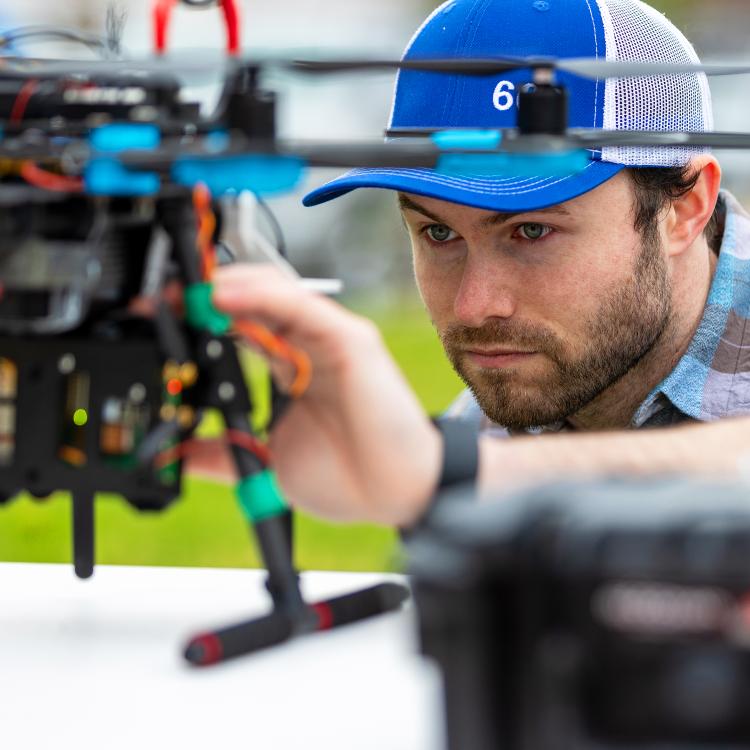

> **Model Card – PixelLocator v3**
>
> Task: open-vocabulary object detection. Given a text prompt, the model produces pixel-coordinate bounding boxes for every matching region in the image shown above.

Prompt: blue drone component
[90,124,161,152]
[85,159,161,196]
[436,150,591,178]
[430,129,502,151]
[430,128,590,178]
[85,124,161,196]
[172,154,305,196]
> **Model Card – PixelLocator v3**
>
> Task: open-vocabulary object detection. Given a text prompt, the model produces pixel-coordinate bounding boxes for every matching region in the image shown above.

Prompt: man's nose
[452,253,517,328]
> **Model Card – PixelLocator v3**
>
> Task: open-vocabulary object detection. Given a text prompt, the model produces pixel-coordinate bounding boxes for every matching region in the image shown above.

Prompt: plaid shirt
[445,191,750,436]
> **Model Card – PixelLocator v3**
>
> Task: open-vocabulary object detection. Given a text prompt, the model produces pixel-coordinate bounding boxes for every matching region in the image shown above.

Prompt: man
[200,0,750,527]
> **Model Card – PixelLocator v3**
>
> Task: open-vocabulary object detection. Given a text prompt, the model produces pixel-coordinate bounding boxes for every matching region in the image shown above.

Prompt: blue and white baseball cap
[303,0,714,212]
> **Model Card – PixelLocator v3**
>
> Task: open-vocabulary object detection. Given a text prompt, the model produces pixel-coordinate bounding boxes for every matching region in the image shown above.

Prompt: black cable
[181,0,219,7]
[214,240,235,265]
[255,195,288,259]
[268,381,291,431]
[135,419,182,467]
[0,26,111,58]
[105,2,128,58]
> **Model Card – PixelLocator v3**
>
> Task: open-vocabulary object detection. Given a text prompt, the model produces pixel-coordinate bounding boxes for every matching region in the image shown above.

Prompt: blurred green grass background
[0,295,463,572]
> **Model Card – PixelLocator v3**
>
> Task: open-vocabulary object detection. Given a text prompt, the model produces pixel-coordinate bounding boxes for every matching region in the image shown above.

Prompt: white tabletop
[0,563,445,750]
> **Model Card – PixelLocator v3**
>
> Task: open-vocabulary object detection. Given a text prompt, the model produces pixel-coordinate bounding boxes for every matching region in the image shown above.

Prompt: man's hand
[186,263,442,527]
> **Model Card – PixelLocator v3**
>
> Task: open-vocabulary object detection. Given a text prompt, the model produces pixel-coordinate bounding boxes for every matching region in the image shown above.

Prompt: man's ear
[664,156,722,257]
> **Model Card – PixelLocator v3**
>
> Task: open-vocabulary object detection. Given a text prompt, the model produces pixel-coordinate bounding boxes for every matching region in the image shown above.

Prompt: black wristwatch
[433,417,480,490]
[400,418,479,537]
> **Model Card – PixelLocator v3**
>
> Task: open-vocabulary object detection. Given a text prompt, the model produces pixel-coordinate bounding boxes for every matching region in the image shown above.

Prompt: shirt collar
[642,190,750,423]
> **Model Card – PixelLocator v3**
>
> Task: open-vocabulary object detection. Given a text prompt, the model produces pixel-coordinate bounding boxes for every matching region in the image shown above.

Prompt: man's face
[400,173,673,429]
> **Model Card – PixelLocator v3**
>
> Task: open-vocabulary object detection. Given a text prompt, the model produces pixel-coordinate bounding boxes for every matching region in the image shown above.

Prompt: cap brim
[303,161,625,213]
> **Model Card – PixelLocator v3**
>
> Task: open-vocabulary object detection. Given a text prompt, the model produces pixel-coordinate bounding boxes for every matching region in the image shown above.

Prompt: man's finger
[212,264,357,342]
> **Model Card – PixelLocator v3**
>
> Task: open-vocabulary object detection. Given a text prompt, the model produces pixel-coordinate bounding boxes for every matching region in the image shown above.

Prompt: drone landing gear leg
[267,380,294,570]
[184,372,411,667]
[267,511,294,603]
[72,489,95,579]
[183,361,411,666]
[181,407,318,665]
[163,194,408,664]
[221,410,308,618]
[179,309,410,666]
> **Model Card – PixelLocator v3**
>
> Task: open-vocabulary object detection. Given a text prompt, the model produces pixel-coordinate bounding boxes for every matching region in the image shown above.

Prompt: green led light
[73,408,88,427]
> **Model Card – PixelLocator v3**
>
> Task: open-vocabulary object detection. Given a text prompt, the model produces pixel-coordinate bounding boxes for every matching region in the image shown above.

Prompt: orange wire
[20,161,83,193]
[189,185,312,398]
[192,183,217,280]
[58,445,86,467]
[233,319,312,398]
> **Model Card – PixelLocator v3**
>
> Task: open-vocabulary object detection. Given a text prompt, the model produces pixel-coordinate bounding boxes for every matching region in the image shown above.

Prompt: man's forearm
[478,417,750,497]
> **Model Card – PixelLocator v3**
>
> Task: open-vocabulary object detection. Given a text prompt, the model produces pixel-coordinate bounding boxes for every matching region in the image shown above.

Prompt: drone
[1,0,750,665]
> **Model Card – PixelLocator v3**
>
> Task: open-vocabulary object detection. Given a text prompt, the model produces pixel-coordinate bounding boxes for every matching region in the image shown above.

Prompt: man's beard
[439,232,673,430]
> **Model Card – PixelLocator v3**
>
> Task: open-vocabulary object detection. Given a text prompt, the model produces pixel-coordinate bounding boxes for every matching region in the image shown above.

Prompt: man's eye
[517,223,551,241]
[425,224,456,243]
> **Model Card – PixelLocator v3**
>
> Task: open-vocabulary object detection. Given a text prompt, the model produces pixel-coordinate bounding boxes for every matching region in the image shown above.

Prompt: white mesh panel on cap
[596,0,714,166]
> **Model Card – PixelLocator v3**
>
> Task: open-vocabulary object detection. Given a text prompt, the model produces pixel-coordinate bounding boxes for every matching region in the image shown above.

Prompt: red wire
[153,441,196,470]
[225,429,272,465]
[10,79,38,124]
[153,0,240,56]
[153,0,177,55]
[221,0,241,56]
[153,431,271,470]
[19,162,84,193]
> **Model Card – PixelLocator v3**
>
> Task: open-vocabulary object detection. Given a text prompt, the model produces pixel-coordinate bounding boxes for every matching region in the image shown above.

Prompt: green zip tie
[184,282,232,335]
[236,470,289,523]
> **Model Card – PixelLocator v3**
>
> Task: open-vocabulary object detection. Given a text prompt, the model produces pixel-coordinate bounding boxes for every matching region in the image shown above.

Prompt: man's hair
[628,167,724,252]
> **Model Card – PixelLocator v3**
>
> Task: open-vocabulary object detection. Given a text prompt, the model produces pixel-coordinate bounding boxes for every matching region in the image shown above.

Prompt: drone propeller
[289,56,750,81]
[559,58,750,80]
[570,128,750,150]
[3,52,750,83]
[385,128,750,153]
[281,130,750,161]
[0,53,232,81]
[288,57,538,76]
